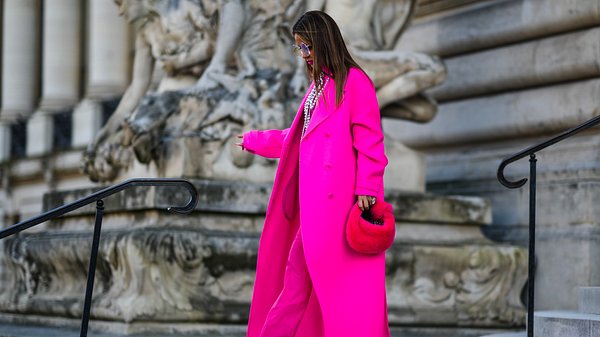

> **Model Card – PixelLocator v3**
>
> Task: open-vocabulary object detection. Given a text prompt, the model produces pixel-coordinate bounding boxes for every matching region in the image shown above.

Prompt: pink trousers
[259,227,311,337]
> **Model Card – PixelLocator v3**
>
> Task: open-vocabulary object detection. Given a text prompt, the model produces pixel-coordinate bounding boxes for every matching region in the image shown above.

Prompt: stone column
[27,0,82,156]
[73,0,130,148]
[0,0,41,161]
[86,0,129,99]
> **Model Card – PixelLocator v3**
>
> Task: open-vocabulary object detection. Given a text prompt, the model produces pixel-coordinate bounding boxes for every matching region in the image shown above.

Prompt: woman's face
[294,34,314,66]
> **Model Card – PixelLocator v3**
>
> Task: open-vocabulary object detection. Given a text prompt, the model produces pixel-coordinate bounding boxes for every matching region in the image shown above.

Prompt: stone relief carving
[0,229,525,325]
[0,183,525,328]
[0,229,257,322]
[82,0,445,183]
[386,245,527,326]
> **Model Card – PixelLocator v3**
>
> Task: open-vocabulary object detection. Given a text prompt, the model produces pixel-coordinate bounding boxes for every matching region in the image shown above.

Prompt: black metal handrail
[0,178,199,337]
[497,113,600,337]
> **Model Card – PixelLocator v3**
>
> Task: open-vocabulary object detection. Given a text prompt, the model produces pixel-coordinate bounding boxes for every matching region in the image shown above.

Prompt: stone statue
[308,0,446,122]
[83,0,304,182]
[82,0,445,184]
[83,0,219,181]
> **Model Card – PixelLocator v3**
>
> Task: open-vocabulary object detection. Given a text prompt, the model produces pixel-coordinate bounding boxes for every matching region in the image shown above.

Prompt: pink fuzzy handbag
[346,200,396,254]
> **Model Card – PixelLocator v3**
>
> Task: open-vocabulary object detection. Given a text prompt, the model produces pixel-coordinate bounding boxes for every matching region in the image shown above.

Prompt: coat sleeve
[242,128,291,159]
[348,69,389,197]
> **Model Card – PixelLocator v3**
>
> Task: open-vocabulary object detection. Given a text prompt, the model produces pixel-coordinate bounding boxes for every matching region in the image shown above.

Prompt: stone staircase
[533,286,600,337]
[483,287,600,337]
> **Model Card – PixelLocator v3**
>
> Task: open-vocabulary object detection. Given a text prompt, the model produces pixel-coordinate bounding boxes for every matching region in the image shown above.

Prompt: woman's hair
[292,11,367,106]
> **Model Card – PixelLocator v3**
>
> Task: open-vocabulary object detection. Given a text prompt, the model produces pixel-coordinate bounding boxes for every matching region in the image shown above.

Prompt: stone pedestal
[0,180,526,336]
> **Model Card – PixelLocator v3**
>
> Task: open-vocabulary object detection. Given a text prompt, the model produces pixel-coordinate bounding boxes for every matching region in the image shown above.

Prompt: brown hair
[292,11,367,106]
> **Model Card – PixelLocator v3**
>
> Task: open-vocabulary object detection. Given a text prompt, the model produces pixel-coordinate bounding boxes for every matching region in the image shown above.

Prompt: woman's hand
[234,134,244,150]
[357,195,376,211]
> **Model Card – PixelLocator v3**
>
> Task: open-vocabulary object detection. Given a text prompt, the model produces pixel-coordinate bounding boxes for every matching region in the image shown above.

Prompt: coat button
[325,163,332,169]
[328,193,334,199]
[325,132,331,138]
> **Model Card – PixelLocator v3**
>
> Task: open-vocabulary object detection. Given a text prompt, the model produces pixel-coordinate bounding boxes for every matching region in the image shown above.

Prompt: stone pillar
[73,0,130,148]
[27,0,82,156]
[39,0,82,110]
[0,0,41,161]
[86,0,129,99]
[0,124,10,162]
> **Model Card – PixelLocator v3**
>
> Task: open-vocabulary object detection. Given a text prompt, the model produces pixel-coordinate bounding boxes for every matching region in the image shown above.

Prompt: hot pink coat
[243,68,390,337]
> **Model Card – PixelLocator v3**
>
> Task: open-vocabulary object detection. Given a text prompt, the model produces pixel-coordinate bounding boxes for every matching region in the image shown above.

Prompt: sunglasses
[292,43,312,58]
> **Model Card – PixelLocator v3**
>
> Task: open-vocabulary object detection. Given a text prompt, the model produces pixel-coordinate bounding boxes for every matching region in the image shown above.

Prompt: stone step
[0,323,119,337]
[480,333,525,337]
[391,327,518,337]
[578,287,600,315]
[0,321,515,337]
[534,310,600,337]
[0,321,247,337]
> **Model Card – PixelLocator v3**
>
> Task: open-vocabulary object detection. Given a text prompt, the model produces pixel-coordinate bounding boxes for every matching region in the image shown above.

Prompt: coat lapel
[302,78,337,140]
[286,84,312,146]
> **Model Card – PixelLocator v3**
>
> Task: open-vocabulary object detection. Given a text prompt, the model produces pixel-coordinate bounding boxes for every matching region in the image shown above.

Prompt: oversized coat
[242,68,390,337]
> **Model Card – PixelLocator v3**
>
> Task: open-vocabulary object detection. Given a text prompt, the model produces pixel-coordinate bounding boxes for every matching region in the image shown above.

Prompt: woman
[236,10,390,337]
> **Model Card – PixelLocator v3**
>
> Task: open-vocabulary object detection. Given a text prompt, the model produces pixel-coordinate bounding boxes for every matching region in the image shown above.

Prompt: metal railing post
[527,154,536,337]
[497,113,600,336]
[80,200,105,337]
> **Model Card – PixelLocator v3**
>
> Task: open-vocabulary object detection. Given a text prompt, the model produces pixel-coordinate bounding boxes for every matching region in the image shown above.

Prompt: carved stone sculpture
[83,0,220,182]
[309,0,446,122]
[82,0,446,185]
[0,229,525,325]
[386,245,527,326]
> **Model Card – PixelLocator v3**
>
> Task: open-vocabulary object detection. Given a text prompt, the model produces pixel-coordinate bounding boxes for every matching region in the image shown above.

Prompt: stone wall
[389,0,600,310]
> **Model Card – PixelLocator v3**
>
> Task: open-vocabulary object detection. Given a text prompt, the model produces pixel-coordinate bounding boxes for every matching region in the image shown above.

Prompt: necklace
[302,73,329,138]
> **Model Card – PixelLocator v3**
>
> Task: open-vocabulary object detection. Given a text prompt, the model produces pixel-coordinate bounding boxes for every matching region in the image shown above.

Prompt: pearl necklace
[302,73,329,138]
